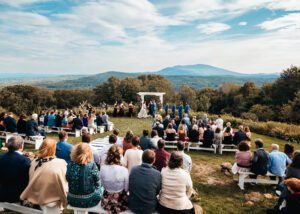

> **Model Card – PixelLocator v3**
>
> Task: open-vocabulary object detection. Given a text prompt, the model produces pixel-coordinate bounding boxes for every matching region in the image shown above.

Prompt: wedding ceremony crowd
[0,102,299,214]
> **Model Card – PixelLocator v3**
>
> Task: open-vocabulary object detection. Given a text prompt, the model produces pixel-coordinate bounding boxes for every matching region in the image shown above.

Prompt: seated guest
[61,113,68,128]
[268,144,292,182]
[17,112,27,134]
[44,112,49,126]
[177,141,192,173]
[153,121,164,138]
[123,136,143,173]
[203,124,214,147]
[198,123,204,142]
[21,139,68,213]
[4,112,17,133]
[175,116,181,127]
[102,112,110,125]
[72,114,83,131]
[188,119,197,133]
[100,145,129,213]
[47,112,56,127]
[214,127,223,154]
[284,143,295,160]
[244,126,251,145]
[158,152,195,214]
[250,139,269,178]
[82,133,100,166]
[82,113,88,127]
[183,114,190,126]
[232,141,252,174]
[150,130,161,148]
[66,143,103,208]
[0,136,31,202]
[223,122,233,134]
[178,124,187,142]
[26,113,45,137]
[129,150,162,214]
[55,111,62,128]
[233,125,249,145]
[0,112,7,131]
[267,178,300,214]
[96,112,108,131]
[101,134,118,165]
[113,128,124,147]
[39,112,45,126]
[165,124,176,141]
[286,152,300,179]
[154,139,170,172]
[123,130,134,154]
[189,125,199,143]
[163,115,170,130]
[171,119,178,132]
[56,131,73,163]
[222,127,233,145]
[140,130,157,151]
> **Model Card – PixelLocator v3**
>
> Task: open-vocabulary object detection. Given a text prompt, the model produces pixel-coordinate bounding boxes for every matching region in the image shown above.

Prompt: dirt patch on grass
[193,163,232,185]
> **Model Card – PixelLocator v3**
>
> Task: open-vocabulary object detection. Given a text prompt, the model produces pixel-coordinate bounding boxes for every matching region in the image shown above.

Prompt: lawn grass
[1,117,299,214]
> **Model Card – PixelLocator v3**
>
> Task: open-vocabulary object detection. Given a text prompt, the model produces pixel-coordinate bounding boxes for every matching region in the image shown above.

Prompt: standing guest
[4,112,17,133]
[56,131,73,164]
[0,136,31,203]
[163,115,170,130]
[153,121,164,138]
[158,152,195,214]
[113,101,118,117]
[47,112,56,127]
[184,103,190,116]
[154,139,170,172]
[284,143,295,160]
[232,141,252,174]
[82,113,88,127]
[129,150,162,214]
[17,113,27,134]
[26,113,45,137]
[215,115,224,130]
[202,114,209,128]
[203,124,214,148]
[222,127,233,145]
[211,121,217,132]
[66,143,103,208]
[123,136,143,173]
[119,101,125,117]
[140,130,157,151]
[61,113,68,128]
[101,134,118,165]
[198,123,205,142]
[55,111,62,128]
[250,139,269,178]
[188,125,199,143]
[178,124,187,142]
[172,104,176,119]
[177,141,192,173]
[183,114,190,126]
[165,103,169,116]
[178,102,184,120]
[82,133,100,166]
[233,125,249,145]
[165,124,176,141]
[71,114,83,131]
[152,100,156,118]
[214,127,223,154]
[268,144,292,182]
[128,101,134,118]
[150,130,160,148]
[148,101,153,117]
[20,139,68,213]
[123,130,134,154]
[100,145,129,213]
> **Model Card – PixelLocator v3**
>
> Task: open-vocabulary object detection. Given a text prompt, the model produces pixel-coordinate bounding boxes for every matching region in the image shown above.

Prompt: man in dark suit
[203,124,214,147]
[4,112,17,133]
[233,125,249,145]
[129,150,161,214]
[250,139,269,179]
[55,111,62,127]
[140,130,157,151]
[72,115,83,131]
[26,113,45,137]
[162,115,170,130]
[96,112,107,131]
[0,136,31,202]
[153,122,164,138]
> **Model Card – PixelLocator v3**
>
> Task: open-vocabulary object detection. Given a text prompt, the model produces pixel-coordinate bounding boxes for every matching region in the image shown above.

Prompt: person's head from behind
[71,143,92,165]
[132,136,140,147]
[238,141,250,152]
[178,124,184,131]
[158,139,165,149]
[181,119,186,125]
[177,141,185,152]
[290,151,300,169]
[32,113,38,120]
[142,149,156,165]
[151,130,158,138]
[58,130,68,141]
[19,113,27,120]
[271,144,279,151]
[226,122,231,127]
[113,128,120,136]
[254,139,264,149]
[124,130,134,143]
[165,115,170,120]
[284,143,294,155]
[285,178,300,194]
[244,126,250,133]
[105,144,123,165]
[203,114,207,118]
[239,125,244,131]
[184,114,188,117]
[218,115,221,118]
[38,139,56,159]
[167,123,173,129]
[82,133,91,143]
[7,136,24,152]
[206,124,211,130]
[215,127,221,134]
[168,152,183,169]
[109,134,117,144]
[225,126,231,133]
[192,125,198,131]
[143,129,149,137]
[192,119,196,124]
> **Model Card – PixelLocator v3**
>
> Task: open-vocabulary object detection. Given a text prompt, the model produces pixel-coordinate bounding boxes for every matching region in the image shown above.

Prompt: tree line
[0,66,299,123]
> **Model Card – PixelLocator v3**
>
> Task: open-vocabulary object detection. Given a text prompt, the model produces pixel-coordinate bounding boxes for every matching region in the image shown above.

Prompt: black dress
[119,105,125,117]
[165,132,176,141]
[189,130,200,142]
[223,135,233,144]
[113,104,118,117]
[17,119,27,134]
[128,105,133,117]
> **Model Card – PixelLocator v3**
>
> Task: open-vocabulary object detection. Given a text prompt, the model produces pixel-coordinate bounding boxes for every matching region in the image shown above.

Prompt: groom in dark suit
[152,100,156,118]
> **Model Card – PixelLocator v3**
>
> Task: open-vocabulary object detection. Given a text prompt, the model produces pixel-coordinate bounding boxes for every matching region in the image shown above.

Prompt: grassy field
[1,117,299,214]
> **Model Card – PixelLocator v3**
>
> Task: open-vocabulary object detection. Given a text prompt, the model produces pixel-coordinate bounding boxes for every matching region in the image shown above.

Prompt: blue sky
[0,0,300,74]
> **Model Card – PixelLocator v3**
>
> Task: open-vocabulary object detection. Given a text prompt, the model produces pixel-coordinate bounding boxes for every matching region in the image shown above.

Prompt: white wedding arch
[137,92,166,109]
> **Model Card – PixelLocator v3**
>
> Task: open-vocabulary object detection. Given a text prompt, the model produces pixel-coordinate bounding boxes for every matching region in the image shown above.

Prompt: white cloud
[239,21,247,26]
[0,0,52,7]
[258,13,300,31]
[0,11,51,26]
[197,22,231,34]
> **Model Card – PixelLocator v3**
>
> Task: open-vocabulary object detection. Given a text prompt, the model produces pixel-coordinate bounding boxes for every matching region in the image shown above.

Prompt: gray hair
[32,113,38,120]
[239,125,244,130]
[7,136,24,152]
[271,144,279,150]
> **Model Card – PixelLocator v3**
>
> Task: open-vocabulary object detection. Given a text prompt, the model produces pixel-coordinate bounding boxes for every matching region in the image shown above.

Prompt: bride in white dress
[138,101,148,118]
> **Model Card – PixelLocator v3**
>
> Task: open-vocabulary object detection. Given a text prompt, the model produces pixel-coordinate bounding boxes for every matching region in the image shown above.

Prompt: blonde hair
[105,144,123,165]
[38,139,56,159]
[71,143,92,165]
[192,125,198,131]
[178,124,184,130]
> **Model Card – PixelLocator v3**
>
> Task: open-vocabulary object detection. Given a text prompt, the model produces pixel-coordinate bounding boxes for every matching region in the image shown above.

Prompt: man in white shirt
[215,115,224,130]
[177,141,192,172]
[100,134,118,165]
[113,129,123,148]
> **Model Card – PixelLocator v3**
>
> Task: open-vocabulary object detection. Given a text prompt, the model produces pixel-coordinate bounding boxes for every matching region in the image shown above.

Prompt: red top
[154,148,170,171]
[123,140,133,155]
[292,192,300,195]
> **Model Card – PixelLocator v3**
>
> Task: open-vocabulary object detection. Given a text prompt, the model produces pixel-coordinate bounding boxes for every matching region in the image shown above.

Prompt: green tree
[249,104,274,121]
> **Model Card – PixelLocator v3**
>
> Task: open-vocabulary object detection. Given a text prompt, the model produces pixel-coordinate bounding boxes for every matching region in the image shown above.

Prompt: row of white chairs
[0,131,43,150]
